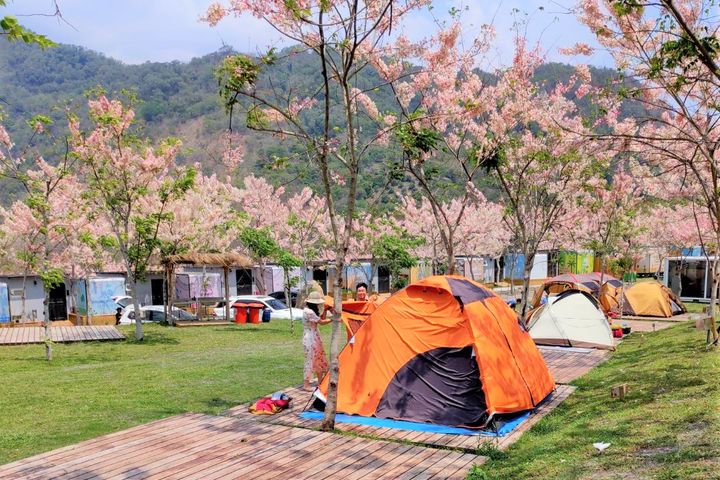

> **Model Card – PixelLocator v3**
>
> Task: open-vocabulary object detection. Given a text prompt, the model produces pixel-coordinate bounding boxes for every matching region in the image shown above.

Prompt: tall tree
[0,117,83,360]
[204,0,431,430]
[577,0,720,343]
[485,42,602,320]
[69,94,195,341]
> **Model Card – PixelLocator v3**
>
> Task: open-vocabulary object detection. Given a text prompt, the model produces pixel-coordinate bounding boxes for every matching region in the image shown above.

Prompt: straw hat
[305,291,325,305]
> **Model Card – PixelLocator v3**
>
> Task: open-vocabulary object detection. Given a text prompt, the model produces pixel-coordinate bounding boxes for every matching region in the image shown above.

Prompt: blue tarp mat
[298,411,531,437]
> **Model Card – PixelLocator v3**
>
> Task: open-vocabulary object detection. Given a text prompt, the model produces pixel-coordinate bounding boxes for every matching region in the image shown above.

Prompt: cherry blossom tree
[384,21,503,274]
[69,94,195,341]
[0,117,87,360]
[575,163,648,284]
[204,0,431,430]
[398,194,508,276]
[480,41,604,319]
[577,0,720,342]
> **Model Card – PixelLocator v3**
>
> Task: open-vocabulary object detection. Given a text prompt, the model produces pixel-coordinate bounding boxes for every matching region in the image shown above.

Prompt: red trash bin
[233,302,264,324]
[233,302,249,324]
[248,307,261,324]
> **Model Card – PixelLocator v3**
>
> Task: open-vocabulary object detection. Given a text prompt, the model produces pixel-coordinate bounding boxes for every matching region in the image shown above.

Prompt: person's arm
[318,309,332,325]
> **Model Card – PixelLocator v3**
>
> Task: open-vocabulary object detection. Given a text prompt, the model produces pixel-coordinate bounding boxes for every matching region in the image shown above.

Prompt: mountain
[0,41,637,206]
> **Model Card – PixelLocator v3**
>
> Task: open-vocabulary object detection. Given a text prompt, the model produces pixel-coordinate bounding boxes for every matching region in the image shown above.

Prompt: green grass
[471,320,720,479]
[0,321,331,465]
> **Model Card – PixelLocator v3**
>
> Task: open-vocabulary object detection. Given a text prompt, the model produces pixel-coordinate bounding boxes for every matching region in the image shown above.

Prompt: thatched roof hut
[162,253,253,268]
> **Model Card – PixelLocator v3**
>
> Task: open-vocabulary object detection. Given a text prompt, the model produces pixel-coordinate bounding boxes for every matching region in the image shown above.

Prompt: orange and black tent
[531,272,622,312]
[620,281,687,318]
[315,275,555,428]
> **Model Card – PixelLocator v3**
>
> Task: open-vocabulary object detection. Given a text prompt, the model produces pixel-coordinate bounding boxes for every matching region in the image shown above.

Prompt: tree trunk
[599,255,606,286]
[223,266,231,323]
[20,274,28,321]
[709,260,719,344]
[285,268,294,334]
[446,240,456,275]
[43,283,52,361]
[321,259,344,431]
[518,252,535,322]
[129,278,143,341]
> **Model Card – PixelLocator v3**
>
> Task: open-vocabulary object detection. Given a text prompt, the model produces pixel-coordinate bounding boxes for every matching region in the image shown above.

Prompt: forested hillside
[0,40,637,205]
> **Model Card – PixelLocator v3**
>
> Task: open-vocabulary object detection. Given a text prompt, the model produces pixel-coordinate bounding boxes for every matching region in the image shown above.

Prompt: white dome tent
[527,290,615,350]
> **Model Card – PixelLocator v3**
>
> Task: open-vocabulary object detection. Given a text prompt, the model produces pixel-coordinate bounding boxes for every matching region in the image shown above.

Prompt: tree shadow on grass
[124,331,180,346]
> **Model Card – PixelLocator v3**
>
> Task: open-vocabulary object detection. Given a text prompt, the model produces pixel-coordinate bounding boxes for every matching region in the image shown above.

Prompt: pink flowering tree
[0,116,88,360]
[387,21,504,274]
[69,94,196,341]
[162,171,241,255]
[486,41,604,319]
[575,163,648,283]
[203,0,432,429]
[398,194,508,277]
[577,0,720,342]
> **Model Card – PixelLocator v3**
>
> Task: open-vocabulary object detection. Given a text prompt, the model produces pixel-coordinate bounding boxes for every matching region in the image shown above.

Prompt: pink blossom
[558,43,594,56]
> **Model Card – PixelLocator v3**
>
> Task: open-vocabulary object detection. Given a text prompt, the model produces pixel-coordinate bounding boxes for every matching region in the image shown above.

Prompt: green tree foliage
[0,40,648,207]
[0,1,55,49]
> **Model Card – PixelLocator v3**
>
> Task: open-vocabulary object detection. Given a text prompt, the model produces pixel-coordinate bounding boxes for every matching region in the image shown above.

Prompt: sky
[4,0,613,68]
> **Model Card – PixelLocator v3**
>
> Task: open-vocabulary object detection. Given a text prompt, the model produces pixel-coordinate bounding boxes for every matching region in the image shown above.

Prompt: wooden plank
[429,452,483,480]
[0,414,204,479]
[293,434,386,479]
[29,415,242,480]
[342,441,416,480]
[226,429,349,480]
[74,416,258,480]
[198,429,341,480]
[150,421,320,480]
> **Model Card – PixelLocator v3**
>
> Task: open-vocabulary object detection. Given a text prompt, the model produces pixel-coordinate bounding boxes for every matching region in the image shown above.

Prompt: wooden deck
[226,384,576,453]
[0,413,484,479]
[538,346,609,384]
[220,345,601,453]
[0,325,124,346]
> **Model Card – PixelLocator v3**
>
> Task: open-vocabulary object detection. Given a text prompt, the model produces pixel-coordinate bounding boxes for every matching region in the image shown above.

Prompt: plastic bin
[234,305,248,324]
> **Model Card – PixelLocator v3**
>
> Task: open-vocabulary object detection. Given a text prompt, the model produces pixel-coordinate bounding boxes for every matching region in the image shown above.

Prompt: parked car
[268,290,298,307]
[112,295,134,309]
[118,305,196,324]
[213,295,303,321]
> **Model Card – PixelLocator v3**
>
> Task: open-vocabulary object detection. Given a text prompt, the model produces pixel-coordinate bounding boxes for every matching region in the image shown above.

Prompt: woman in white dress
[302,291,330,390]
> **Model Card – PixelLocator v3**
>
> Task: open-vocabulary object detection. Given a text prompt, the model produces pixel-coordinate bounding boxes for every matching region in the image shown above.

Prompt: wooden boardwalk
[0,326,124,346]
[221,345,602,453]
[226,384,575,453]
[538,346,609,384]
[0,413,484,479]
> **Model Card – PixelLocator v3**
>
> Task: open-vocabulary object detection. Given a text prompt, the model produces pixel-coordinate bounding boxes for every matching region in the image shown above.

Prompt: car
[268,290,298,307]
[112,295,134,309]
[212,295,304,321]
[118,305,196,324]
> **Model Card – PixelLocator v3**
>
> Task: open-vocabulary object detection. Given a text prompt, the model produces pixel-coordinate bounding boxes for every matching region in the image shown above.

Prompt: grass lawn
[0,321,331,465]
[471,317,720,479]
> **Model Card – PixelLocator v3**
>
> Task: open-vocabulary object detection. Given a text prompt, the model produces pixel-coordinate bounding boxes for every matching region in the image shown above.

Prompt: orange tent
[620,281,687,318]
[324,296,378,341]
[315,276,555,428]
[339,300,377,340]
[531,272,622,312]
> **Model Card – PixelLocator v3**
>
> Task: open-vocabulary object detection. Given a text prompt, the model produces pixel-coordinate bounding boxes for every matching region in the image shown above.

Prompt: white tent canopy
[527,290,614,350]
